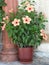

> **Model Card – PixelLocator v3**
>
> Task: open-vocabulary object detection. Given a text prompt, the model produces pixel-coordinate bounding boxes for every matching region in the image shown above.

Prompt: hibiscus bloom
[3,16,9,20]
[9,9,13,13]
[3,17,6,20]
[40,29,46,36]
[22,16,31,24]
[43,33,48,40]
[6,16,9,20]
[25,4,34,12]
[23,1,29,6]
[40,29,48,40]
[40,29,45,33]
[1,22,6,31]
[40,33,48,40]
[12,19,20,26]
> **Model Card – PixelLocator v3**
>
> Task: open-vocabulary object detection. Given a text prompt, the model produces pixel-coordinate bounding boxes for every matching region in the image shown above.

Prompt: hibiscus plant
[0,0,6,31]
[1,0,48,48]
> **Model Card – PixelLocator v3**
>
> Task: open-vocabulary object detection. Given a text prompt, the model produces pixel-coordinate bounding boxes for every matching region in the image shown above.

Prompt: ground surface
[0,56,49,65]
[0,45,49,65]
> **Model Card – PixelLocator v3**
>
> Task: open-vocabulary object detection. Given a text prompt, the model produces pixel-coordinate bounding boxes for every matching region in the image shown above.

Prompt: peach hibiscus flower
[25,4,34,12]
[23,1,29,6]
[12,19,20,26]
[3,16,9,21]
[43,33,48,40]
[22,16,31,24]
[40,29,45,34]
[1,22,6,31]
[40,29,48,40]
[9,9,13,13]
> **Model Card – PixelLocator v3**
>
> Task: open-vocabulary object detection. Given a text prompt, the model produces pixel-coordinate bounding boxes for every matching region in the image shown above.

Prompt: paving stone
[0,57,49,65]
[0,45,49,65]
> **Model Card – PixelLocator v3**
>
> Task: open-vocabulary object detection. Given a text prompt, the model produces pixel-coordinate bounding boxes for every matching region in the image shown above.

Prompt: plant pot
[1,0,18,61]
[18,47,34,63]
[0,30,18,62]
[2,30,18,50]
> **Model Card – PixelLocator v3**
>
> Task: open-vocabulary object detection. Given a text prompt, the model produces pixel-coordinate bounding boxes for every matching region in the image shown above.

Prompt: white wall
[18,0,22,5]
[34,0,49,57]
[34,0,49,34]
[40,0,49,34]
[35,0,49,57]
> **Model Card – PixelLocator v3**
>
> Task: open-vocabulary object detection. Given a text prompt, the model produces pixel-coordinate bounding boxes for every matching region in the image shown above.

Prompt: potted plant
[1,0,48,63]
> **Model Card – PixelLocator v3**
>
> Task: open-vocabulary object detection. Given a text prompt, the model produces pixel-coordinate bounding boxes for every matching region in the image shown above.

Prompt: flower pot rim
[19,47,34,49]
[19,46,34,48]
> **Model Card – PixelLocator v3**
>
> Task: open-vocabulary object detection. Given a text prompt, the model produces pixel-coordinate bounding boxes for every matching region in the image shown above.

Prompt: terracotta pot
[2,30,17,50]
[2,0,18,50]
[0,0,18,62]
[18,47,34,63]
[0,30,18,62]
[1,49,18,62]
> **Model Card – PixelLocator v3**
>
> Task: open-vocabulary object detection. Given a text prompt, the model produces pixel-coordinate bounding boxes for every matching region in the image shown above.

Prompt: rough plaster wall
[34,0,49,57]
[40,0,49,34]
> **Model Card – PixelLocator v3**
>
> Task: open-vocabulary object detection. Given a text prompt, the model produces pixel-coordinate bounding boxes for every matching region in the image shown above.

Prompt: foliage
[0,0,6,32]
[0,8,4,22]
[1,0,48,48]
[0,0,6,21]
[0,0,6,7]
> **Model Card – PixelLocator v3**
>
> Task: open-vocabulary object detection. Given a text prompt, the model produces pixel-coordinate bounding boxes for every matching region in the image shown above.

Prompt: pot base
[1,30,18,62]
[20,61,32,64]
[0,49,18,62]
[19,59,33,64]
